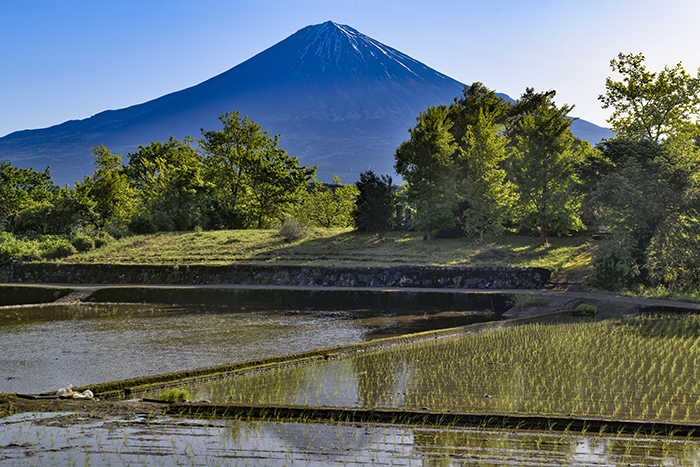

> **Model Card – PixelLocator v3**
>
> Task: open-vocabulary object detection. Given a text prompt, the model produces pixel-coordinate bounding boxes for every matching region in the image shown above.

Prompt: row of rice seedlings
[3,407,700,465]
[194,314,700,423]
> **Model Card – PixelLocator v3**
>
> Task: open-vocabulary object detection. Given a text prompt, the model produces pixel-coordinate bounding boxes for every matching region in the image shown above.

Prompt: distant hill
[0,21,612,186]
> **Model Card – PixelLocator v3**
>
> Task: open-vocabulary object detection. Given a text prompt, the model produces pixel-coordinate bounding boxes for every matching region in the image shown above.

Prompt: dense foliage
[394,83,594,244]
[353,171,395,235]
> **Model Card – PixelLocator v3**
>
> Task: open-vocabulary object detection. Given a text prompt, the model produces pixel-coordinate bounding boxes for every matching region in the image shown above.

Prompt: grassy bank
[61,229,594,273]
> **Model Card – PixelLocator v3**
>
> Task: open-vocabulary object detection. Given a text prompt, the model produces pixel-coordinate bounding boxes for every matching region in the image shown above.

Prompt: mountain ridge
[0,21,612,186]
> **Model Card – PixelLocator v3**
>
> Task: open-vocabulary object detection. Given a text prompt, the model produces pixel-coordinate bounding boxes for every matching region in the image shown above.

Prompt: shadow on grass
[249,230,592,270]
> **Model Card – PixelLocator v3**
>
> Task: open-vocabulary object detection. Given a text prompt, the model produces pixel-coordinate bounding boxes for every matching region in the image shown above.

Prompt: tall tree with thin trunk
[509,95,589,244]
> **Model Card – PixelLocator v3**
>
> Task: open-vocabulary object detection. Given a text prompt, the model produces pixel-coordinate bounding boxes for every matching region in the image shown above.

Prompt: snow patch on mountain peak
[289,21,432,81]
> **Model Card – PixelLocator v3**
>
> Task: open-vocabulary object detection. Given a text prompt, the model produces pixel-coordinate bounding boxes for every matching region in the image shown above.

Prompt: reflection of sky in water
[1,303,491,394]
[2,412,699,466]
[0,305,371,393]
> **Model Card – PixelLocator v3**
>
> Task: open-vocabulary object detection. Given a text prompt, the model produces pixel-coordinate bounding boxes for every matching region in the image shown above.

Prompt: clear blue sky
[2,0,699,138]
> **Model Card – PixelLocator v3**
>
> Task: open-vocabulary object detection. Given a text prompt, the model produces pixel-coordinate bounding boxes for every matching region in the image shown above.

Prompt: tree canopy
[0,162,54,231]
[599,52,700,142]
[510,94,590,244]
[200,111,316,229]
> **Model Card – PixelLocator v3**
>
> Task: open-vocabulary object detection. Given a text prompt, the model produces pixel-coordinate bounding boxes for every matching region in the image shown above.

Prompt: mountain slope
[0,21,612,186]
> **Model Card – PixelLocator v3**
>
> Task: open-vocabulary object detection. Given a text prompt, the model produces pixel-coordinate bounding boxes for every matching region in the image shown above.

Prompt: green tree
[599,52,700,142]
[394,105,460,238]
[244,141,316,229]
[297,176,359,228]
[125,136,200,192]
[395,83,520,240]
[449,82,511,148]
[646,213,700,291]
[11,187,94,235]
[588,135,700,251]
[509,94,589,244]
[586,129,700,292]
[200,112,315,228]
[587,139,670,237]
[0,161,55,231]
[126,137,211,232]
[353,170,395,235]
[75,145,136,230]
[458,110,515,240]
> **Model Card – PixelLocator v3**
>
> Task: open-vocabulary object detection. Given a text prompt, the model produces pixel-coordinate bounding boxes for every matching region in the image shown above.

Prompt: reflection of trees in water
[221,419,416,464]
[411,427,700,466]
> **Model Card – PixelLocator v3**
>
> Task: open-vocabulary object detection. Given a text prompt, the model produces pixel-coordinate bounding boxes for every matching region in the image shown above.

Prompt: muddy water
[2,411,700,466]
[0,303,490,394]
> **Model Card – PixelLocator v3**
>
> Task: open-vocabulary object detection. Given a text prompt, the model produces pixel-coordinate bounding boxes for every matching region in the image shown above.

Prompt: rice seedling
[194,313,700,424]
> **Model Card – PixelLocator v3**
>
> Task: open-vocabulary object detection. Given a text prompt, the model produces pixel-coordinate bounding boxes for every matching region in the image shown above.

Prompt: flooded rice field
[2,410,700,466]
[6,297,700,466]
[0,302,490,394]
[193,314,700,422]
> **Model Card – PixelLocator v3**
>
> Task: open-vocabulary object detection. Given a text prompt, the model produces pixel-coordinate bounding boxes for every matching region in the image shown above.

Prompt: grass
[508,292,543,309]
[60,228,593,272]
[159,388,191,402]
[621,286,700,304]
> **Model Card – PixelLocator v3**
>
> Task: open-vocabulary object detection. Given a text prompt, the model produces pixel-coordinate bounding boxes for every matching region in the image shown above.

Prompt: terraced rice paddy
[3,410,700,466]
[5,309,700,465]
[194,314,700,423]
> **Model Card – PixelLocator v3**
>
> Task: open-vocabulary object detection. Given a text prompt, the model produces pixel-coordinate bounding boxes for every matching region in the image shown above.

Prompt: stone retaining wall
[6,263,551,289]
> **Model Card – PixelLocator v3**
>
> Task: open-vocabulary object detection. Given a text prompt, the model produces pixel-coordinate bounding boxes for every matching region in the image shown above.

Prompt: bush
[278,217,307,243]
[574,304,598,316]
[42,238,77,259]
[508,292,542,309]
[587,237,639,291]
[71,234,95,252]
[128,214,156,235]
[0,232,25,266]
[93,231,115,248]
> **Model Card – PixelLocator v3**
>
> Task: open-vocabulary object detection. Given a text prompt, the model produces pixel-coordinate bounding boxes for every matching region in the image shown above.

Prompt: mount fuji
[0,21,612,186]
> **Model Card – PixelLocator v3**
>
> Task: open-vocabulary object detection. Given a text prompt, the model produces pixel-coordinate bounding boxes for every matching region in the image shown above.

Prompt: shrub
[587,237,639,291]
[353,170,395,235]
[646,214,700,291]
[574,304,598,316]
[71,234,95,252]
[128,214,156,235]
[93,231,115,248]
[279,217,307,243]
[42,238,77,259]
[508,292,542,309]
[0,232,24,266]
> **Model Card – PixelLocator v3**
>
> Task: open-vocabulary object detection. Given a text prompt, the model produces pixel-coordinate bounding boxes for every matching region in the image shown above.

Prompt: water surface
[0,303,489,393]
[2,411,698,466]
